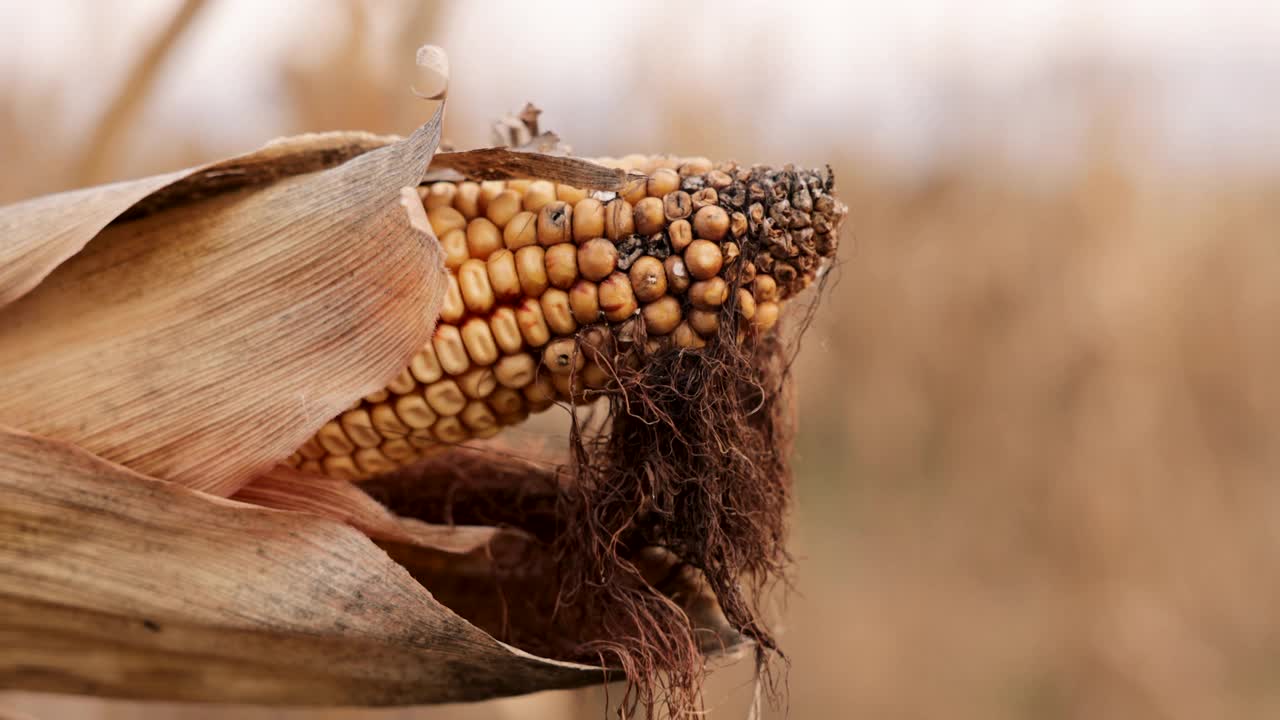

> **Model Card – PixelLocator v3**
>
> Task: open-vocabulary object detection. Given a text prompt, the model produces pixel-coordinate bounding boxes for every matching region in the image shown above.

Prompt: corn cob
[287,155,846,480]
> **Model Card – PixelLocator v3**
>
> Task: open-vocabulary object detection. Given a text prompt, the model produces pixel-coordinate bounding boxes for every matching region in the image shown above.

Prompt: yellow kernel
[453,181,481,219]
[486,189,522,227]
[668,218,693,252]
[460,317,499,366]
[466,218,503,260]
[425,379,467,416]
[523,371,557,408]
[557,184,588,204]
[424,182,457,210]
[362,389,388,404]
[381,438,418,462]
[455,366,497,399]
[540,288,578,335]
[370,403,410,437]
[633,197,666,235]
[386,367,416,395]
[673,321,706,349]
[516,298,552,347]
[479,180,505,208]
[406,430,438,450]
[544,243,579,289]
[647,168,681,197]
[440,274,465,324]
[687,308,720,337]
[458,258,496,314]
[409,345,444,384]
[550,371,588,402]
[489,307,524,354]
[569,279,601,324]
[460,400,498,431]
[297,437,325,460]
[433,325,470,375]
[736,288,757,321]
[322,455,361,481]
[537,201,574,246]
[572,198,605,242]
[354,447,397,476]
[604,199,635,240]
[578,325,613,361]
[598,271,638,322]
[486,249,521,302]
[679,157,713,176]
[339,408,382,448]
[515,245,549,298]
[431,415,469,444]
[543,338,583,375]
[487,386,525,415]
[394,394,438,429]
[503,211,538,249]
[684,239,724,280]
[285,452,302,467]
[663,255,691,294]
[523,180,557,212]
[628,256,668,303]
[689,277,729,310]
[506,179,530,193]
[582,362,611,389]
[427,206,466,237]
[316,421,355,455]
[494,352,537,389]
[754,275,778,302]
[642,296,682,336]
[440,228,468,270]
[298,459,323,475]
[754,300,780,331]
[577,238,618,282]
[693,205,730,241]
[620,174,647,204]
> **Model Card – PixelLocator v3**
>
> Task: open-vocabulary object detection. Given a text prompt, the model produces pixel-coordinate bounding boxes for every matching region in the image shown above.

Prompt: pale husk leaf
[0,426,604,704]
[233,466,505,555]
[0,110,446,495]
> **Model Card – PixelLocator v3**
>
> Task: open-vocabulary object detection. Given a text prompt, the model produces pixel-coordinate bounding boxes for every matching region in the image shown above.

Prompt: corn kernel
[629,255,667,302]
[572,198,605,242]
[544,243,578,289]
[503,211,538,249]
[642,296,682,336]
[578,238,618,282]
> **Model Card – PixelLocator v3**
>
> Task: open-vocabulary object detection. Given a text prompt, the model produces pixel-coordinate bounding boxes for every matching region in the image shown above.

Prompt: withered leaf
[0,109,446,496]
[0,426,605,704]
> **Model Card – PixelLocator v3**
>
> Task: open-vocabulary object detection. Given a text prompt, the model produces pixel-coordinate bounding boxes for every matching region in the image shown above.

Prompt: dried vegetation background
[5,1,1280,718]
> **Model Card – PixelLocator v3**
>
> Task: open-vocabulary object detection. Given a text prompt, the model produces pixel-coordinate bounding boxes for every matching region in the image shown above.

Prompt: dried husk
[0,112,446,495]
[0,426,606,704]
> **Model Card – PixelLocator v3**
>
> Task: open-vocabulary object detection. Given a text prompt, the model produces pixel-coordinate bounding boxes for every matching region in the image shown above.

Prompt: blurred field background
[4,1,1280,718]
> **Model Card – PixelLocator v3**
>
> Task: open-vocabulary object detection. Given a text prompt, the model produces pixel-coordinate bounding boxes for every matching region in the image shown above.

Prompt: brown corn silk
[293,153,847,713]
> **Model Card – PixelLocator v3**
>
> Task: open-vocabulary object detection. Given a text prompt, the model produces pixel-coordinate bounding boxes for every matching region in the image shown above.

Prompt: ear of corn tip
[291,155,845,479]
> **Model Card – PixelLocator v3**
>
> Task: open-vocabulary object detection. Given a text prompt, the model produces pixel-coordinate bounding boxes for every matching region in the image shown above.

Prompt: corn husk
[0,115,446,496]
[0,426,605,703]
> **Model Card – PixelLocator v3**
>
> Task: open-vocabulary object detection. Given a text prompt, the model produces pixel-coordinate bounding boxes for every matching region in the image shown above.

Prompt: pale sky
[2,0,1278,174]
